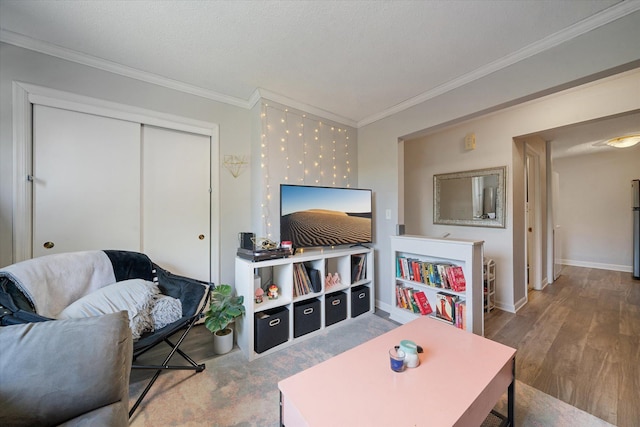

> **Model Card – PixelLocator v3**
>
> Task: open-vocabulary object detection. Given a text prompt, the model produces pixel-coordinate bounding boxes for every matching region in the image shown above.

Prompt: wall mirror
[434,166,506,228]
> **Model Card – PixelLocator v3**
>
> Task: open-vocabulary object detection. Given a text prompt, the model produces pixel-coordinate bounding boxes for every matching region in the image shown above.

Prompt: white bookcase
[235,246,374,361]
[484,258,496,313]
[390,235,484,336]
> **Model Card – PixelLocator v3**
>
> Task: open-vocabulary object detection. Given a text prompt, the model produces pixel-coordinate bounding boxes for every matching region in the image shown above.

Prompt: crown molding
[0,29,251,109]
[1,29,355,126]
[3,0,638,129]
[247,88,263,110]
[255,88,358,128]
[357,1,640,128]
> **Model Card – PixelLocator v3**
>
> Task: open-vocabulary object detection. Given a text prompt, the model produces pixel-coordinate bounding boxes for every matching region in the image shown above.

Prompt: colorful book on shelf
[405,287,413,310]
[395,285,405,309]
[437,264,450,289]
[305,263,322,293]
[435,292,456,324]
[293,263,312,297]
[410,260,420,282]
[395,284,424,314]
[351,254,366,282]
[421,263,431,286]
[405,258,414,281]
[395,284,403,308]
[398,285,412,310]
[455,299,466,329]
[428,263,442,287]
[402,287,411,310]
[413,291,433,315]
[397,257,407,280]
[446,265,466,292]
[406,288,420,313]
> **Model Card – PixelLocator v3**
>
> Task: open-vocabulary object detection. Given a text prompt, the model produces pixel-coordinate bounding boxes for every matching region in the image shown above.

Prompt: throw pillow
[151,294,183,330]
[59,278,159,339]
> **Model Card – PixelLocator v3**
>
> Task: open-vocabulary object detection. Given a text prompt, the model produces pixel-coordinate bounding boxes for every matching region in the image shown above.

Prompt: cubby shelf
[235,246,375,361]
[390,235,484,336]
[484,258,496,313]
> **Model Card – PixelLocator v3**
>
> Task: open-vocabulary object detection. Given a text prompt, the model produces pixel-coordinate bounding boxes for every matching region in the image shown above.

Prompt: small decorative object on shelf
[267,284,279,299]
[255,287,264,304]
[325,272,341,289]
[281,240,293,255]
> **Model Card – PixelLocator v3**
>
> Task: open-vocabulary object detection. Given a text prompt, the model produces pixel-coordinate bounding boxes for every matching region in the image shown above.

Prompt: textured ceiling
[540,110,640,159]
[0,0,634,126]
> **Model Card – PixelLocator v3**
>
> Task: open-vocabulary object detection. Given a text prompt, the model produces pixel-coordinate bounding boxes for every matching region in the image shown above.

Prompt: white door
[142,125,211,282]
[32,105,141,257]
[32,106,212,282]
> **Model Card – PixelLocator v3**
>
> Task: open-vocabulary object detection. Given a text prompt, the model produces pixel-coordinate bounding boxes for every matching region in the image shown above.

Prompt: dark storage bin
[325,291,347,326]
[294,298,321,338]
[254,306,289,354]
[351,285,370,318]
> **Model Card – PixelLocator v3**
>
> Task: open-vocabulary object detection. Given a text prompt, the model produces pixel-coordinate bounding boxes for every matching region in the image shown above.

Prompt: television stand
[235,246,375,361]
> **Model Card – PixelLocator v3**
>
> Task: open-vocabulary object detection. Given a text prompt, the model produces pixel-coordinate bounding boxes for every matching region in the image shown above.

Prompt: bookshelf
[235,246,374,361]
[390,235,484,336]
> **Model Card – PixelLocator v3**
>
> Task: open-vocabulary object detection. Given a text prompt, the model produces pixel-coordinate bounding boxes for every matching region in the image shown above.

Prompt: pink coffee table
[278,316,516,426]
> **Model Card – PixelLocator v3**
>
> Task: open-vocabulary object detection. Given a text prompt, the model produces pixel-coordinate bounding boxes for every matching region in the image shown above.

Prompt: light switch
[385,209,391,220]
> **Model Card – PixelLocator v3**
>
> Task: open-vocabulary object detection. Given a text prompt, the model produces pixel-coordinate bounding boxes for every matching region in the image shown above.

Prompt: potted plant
[204,284,246,354]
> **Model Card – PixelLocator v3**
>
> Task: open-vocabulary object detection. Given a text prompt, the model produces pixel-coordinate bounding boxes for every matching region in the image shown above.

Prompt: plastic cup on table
[389,346,405,372]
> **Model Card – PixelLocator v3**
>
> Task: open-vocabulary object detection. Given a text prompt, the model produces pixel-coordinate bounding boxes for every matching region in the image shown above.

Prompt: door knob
[43,241,55,249]
[198,234,205,240]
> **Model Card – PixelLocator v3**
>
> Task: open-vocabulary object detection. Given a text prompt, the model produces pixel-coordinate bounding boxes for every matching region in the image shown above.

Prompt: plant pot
[213,327,234,354]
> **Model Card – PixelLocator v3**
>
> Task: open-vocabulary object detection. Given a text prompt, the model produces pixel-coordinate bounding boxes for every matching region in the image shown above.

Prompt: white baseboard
[559,259,632,273]
[494,299,518,314]
[376,300,393,315]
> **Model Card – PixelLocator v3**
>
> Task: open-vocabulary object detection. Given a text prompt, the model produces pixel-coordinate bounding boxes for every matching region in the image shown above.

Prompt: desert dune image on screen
[280,185,372,248]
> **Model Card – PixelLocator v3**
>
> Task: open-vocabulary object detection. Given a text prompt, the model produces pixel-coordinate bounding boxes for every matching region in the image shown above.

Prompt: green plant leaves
[204,284,246,334]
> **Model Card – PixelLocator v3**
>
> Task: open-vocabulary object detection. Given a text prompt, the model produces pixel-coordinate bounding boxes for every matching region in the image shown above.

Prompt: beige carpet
[129,313,613,427]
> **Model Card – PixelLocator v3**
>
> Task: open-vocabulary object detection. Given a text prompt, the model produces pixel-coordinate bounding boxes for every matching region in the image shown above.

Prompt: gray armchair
[0,311,132,427]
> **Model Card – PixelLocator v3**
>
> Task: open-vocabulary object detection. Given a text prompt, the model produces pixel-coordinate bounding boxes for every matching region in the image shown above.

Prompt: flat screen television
[280,184,372,250]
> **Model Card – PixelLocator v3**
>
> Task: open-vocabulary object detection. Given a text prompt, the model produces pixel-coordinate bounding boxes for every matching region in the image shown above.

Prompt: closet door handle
[43,241,55,249]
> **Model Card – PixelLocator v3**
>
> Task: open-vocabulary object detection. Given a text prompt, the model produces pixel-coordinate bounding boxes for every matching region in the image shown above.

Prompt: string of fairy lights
[260,102,355,240]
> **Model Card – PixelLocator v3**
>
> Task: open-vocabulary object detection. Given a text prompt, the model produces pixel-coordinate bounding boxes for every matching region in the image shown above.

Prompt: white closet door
[32,105,141,257]
[142,125,211,282]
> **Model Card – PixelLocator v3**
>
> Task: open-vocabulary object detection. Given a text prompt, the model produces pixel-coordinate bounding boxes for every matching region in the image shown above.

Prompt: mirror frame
[434,166,507,228]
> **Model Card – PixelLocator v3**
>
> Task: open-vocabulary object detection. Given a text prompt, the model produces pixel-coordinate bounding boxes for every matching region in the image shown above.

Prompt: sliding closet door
[142,125,211,282]
[32,105,141,257]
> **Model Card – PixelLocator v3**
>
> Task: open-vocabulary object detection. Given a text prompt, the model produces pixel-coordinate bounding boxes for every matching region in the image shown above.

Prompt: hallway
[485,266,640,427]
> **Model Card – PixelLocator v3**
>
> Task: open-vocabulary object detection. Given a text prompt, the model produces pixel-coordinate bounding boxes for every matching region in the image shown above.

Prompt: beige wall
[362,68,640,313]
[0,43,358,286]
[553,147,640,269]
[0,43,252,285]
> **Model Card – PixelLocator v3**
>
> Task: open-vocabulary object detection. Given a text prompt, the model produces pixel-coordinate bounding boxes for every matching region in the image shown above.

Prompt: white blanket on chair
[0,251,116,319]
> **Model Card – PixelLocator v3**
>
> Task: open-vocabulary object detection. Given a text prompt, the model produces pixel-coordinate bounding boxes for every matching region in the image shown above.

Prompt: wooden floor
[484,265,640,427]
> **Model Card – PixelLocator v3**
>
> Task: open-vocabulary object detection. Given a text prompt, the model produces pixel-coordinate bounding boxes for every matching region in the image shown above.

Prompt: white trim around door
[12,81,221,285]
